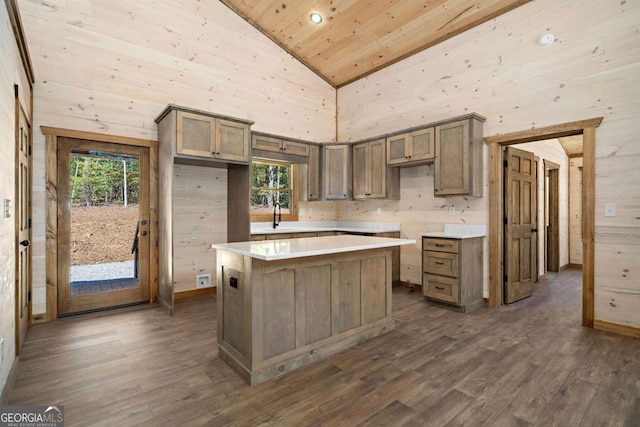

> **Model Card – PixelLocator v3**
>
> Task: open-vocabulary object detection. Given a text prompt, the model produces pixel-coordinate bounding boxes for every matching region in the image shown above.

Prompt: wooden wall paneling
[172,164,227,294]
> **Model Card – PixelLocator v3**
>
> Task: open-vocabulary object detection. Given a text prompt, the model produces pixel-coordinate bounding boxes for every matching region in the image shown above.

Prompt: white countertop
[251,221,401,235]
[421,232,486,239]
[212,235,415,261]
[422,224,486,239]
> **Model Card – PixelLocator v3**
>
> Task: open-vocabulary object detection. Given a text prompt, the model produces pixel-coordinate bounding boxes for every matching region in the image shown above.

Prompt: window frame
[250,158,298,223]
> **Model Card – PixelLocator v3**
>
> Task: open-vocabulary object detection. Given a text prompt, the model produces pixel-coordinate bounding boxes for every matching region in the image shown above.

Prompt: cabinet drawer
[423,251,458,277]
[423,238,458,253]
[423,274,459,304]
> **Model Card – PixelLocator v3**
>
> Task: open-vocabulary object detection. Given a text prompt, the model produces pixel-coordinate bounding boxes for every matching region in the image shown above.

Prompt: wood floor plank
[7,269,639,426]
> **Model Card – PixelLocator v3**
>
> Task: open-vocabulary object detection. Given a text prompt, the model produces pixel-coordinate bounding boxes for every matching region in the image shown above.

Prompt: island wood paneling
[335,0,640,328]
[19,0,336,319]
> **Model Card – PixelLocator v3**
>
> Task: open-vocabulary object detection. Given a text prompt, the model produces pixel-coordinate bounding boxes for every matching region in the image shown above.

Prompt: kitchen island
[211,235,415,385]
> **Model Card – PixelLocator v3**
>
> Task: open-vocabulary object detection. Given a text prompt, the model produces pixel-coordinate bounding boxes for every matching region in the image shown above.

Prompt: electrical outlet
[190,231,197,240]
[604,203,616,217]
[299,208,306,217]
[309,208,313,217]
[196,273,211,289]
[3,199,10,219]
[448,205,456,216]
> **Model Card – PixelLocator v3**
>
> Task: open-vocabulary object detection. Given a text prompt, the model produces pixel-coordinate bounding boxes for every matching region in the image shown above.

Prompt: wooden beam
[41,126,157,148]
[594,320,640,339]
[488,142,503,307]
[484,118,603,145]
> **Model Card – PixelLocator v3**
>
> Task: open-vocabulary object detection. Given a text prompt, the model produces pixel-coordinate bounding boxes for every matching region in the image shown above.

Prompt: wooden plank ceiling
[220,0,531,87]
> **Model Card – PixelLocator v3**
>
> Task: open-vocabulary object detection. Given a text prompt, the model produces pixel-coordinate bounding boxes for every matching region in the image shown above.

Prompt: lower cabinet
[422,236,483,312]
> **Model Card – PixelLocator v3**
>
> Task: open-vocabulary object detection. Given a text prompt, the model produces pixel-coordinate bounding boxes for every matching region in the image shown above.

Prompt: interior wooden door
[57,138,151,315]
[504,146,537,304]
[15,103,31,353]
[545,162,560,272]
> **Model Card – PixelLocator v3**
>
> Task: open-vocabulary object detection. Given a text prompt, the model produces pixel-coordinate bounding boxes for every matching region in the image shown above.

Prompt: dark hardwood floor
[10,268,640,426]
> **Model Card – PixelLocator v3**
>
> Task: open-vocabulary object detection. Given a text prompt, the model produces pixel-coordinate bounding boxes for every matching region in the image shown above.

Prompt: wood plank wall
[0,0,32,398]
[569,157,583,266]
[335,0,640,327]
[18,0,336,317]
[172,164,227,293]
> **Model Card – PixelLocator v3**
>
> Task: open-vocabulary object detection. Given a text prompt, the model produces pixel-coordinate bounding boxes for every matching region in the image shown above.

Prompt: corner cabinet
[434,116,484,197]
[386,127,435,166]
[353,139,399,200]
[323,144,350,200]
[422,236,483,313]
[166,107,251,164]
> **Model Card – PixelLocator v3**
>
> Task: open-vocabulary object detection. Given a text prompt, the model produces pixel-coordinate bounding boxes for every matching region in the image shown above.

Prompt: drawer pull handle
[435,286,445,290]
[435,261,445,265]
[435,244,446,247]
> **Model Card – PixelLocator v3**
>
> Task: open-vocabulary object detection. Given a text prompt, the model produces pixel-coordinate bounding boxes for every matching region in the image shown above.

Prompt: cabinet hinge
[28,218,32,229]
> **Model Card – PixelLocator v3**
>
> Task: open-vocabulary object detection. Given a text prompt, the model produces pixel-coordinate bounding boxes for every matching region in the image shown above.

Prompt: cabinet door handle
[435,261,445,265]
[435,244,446,247]
[435,286,445,291]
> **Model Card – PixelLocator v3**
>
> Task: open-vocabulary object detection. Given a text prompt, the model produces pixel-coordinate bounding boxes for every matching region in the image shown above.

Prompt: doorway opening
[43,127,158,320]
[69,151,141,296]
[486,117,602,327]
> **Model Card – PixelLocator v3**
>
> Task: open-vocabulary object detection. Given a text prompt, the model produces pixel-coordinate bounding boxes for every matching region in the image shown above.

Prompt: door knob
[20,239,30,247]
[141,231,148,236]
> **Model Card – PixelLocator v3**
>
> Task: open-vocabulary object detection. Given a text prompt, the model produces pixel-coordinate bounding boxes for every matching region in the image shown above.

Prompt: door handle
[531,228,538,232]
[20,239,30,247]
[141,231,148,236]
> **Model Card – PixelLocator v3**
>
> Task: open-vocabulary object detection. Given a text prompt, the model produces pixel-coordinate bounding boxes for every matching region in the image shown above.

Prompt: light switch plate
[604,203,616,217]
[448,206,456,216]
[376,208,382,215]
[3,199,10,218]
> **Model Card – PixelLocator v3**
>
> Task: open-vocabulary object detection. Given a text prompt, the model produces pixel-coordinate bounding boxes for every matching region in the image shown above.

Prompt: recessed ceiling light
[538,33,555,48]
[310,12,323,24]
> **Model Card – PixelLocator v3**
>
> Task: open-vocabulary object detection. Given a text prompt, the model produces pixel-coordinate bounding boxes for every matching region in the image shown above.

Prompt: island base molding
[216,247,396,386]
[219,317,394,386]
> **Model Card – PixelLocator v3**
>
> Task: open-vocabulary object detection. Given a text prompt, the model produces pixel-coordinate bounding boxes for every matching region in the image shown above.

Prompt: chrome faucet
[273,203,281,229]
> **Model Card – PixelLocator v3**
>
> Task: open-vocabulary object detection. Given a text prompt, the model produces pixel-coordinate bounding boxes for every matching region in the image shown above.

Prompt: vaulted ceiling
[220,0,531,87]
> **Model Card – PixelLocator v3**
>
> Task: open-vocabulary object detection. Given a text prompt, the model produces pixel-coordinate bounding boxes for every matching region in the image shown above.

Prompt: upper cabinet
[353,139,399,200]
[386,127,435,166]
[434,116,484,197]
[324,144,350,200]
[251,134,309,157]
[157,106,252,165]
